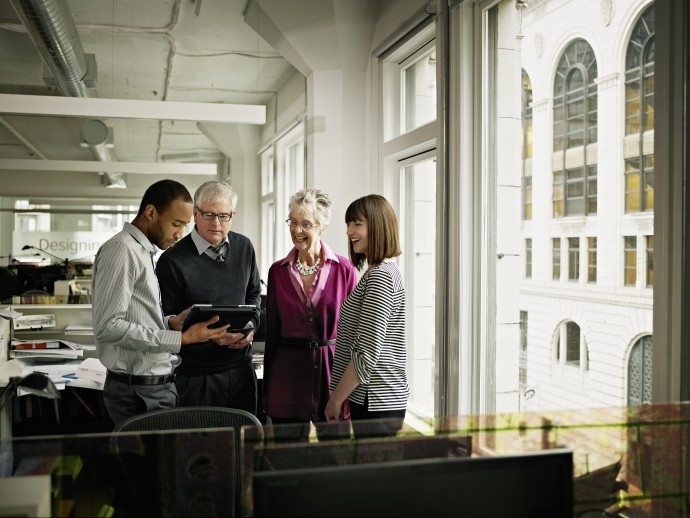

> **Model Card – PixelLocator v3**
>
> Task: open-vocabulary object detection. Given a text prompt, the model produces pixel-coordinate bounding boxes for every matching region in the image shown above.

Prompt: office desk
[11,386,114,437]
[0,358,111,438]
[1,352,266,438]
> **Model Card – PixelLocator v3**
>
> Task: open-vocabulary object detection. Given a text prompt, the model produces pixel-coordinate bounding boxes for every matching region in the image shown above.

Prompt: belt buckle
[308,340,319,349]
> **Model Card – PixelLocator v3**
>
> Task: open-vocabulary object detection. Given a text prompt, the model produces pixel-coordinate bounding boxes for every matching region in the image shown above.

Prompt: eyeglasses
[197,209,235,222]
[286,218,316,231]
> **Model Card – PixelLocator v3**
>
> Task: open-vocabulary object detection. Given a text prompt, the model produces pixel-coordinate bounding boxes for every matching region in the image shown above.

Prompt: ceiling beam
[0,94,266,124]
[0,158,217,175]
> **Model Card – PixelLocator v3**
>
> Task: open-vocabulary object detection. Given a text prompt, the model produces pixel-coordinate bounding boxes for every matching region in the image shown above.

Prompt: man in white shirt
[92,179,230,425]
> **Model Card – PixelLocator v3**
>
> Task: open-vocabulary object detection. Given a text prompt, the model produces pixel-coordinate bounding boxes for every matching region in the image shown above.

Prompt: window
[519,311,528,385]
[646,235,654,287]
[554,320,583,368]
[400,154,437,418]
[568,237,580,281]
[496,0,656,414]
[260,149,275,279]
[554,320,583,369]
[624,5,655,213]
[525,238,532,278]
[382,22,436,142]
[628,334,653,405]
[552,238,561,280]
[587,237,597,283]
[92,205,137,233]
[259,122,305,276]
[402,45,437,133]
[522,69,533,220]
[379,17,437,420]
[553,39,598,217]
[14,200,50,232]
[624,236,638,287]
[433,0,661,417]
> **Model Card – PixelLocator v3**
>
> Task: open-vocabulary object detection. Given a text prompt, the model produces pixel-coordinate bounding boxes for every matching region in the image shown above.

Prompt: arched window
[628,335,653,404]
[554,320,586,368]
[553,39,598,217]
[522,69,533,220]
[624,5,655,213]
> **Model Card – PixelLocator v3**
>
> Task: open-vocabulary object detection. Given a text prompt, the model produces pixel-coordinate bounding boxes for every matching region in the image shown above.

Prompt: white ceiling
[0,0,298,199]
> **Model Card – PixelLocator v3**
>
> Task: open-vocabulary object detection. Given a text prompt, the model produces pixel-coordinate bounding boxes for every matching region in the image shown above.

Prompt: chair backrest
[112,406,262,517]
[113,405,262,432]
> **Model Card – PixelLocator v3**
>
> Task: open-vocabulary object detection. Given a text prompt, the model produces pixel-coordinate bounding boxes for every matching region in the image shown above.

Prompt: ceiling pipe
[80,119,125,188]
[80,119,115,163]
[9,0,125,187]
[8,0,95,98]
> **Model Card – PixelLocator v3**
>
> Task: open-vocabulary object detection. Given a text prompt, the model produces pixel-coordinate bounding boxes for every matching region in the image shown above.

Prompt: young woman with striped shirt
[325,194,409,438]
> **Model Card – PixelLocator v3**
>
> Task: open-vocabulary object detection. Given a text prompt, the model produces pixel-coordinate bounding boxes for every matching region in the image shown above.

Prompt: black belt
[282,339,336,349]
[107,370,175,385]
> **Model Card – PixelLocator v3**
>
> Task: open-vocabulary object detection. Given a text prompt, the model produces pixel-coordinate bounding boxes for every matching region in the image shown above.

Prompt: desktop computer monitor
[253,434,471,472]
[252,448,573,517]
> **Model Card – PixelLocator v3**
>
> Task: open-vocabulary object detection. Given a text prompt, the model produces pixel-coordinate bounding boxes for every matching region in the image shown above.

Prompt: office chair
[112,405,262,432]
[111,406,262,517]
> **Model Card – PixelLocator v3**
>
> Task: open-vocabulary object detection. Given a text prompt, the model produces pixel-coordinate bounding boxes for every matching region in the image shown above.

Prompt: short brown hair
[345,194,401,271]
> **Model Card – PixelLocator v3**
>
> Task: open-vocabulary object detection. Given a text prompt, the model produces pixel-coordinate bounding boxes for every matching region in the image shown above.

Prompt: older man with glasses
[156,180,262,415]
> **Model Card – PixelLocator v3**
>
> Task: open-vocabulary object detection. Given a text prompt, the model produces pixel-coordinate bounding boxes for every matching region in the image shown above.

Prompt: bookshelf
[2,304,112,436]
[8,305,93,344]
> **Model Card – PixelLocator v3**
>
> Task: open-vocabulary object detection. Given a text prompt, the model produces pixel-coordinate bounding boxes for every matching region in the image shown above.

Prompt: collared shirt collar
[280,240,340,266]
[123,221,157,255]
[191,227,229,256]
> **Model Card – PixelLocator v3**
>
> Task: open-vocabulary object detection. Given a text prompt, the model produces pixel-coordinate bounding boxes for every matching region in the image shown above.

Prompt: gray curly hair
[288,188,332,227]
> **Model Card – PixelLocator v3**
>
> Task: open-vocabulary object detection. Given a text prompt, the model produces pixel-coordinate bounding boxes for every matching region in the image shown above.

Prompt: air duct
[9,0,96,98]
[10,0,123,187]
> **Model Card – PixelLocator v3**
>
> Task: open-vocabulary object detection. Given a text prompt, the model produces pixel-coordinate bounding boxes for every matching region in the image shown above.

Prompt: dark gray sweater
[156,231,262,374]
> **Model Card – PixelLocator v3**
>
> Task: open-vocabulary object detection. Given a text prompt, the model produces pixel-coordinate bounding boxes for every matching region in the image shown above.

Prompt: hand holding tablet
[181,304,259,333]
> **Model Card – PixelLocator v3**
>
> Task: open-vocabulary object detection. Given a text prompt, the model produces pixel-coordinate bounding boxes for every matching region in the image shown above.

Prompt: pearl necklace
[295,256,321,276]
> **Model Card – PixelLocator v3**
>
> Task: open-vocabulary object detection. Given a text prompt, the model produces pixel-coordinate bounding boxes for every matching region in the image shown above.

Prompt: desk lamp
[21,245,70,269]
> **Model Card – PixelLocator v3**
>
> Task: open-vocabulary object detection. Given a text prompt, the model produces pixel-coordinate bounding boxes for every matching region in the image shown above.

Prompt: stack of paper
[64,324,93,335]
[11,339,60,350]
[10,342,84,361]
[14,359,84,393]
[71,358,107,390]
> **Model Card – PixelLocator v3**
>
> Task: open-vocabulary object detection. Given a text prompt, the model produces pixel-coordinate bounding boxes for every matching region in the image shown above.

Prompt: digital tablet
[181,304,259,333]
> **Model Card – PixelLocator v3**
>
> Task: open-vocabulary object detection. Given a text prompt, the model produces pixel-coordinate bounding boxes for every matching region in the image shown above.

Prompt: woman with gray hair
[264,188,358,441]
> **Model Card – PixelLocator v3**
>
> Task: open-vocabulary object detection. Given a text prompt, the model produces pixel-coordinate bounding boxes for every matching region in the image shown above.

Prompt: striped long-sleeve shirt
[92,222,181,377]
[330,260,409,411]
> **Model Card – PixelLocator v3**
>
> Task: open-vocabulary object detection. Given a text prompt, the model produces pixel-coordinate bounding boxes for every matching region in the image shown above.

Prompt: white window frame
[259,121,305,275]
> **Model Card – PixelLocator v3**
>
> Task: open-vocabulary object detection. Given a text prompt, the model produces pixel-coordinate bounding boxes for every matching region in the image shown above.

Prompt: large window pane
[380,17,437,421]
[507,0,654,413]
[401,156,436,418]
[402,44,437,133]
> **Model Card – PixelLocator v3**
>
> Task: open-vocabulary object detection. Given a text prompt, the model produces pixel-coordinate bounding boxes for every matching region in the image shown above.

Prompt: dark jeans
[175,361,257,415]
[103,377,178,427]
[349,399,406,439]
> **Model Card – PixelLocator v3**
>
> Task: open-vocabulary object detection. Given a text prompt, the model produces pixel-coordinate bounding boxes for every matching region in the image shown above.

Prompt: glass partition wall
[2,402,688,516]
